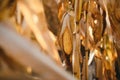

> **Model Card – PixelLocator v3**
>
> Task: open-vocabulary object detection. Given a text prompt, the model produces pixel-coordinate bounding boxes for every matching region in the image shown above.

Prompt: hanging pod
[59,13,73,55]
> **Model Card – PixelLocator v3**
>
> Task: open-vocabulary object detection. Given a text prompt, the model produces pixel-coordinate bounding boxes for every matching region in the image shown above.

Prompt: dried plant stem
[18,1,62,65]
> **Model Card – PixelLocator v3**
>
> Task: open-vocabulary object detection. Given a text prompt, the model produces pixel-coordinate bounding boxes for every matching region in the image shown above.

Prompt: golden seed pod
[63,26,73,55]
[59,13,73,55]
